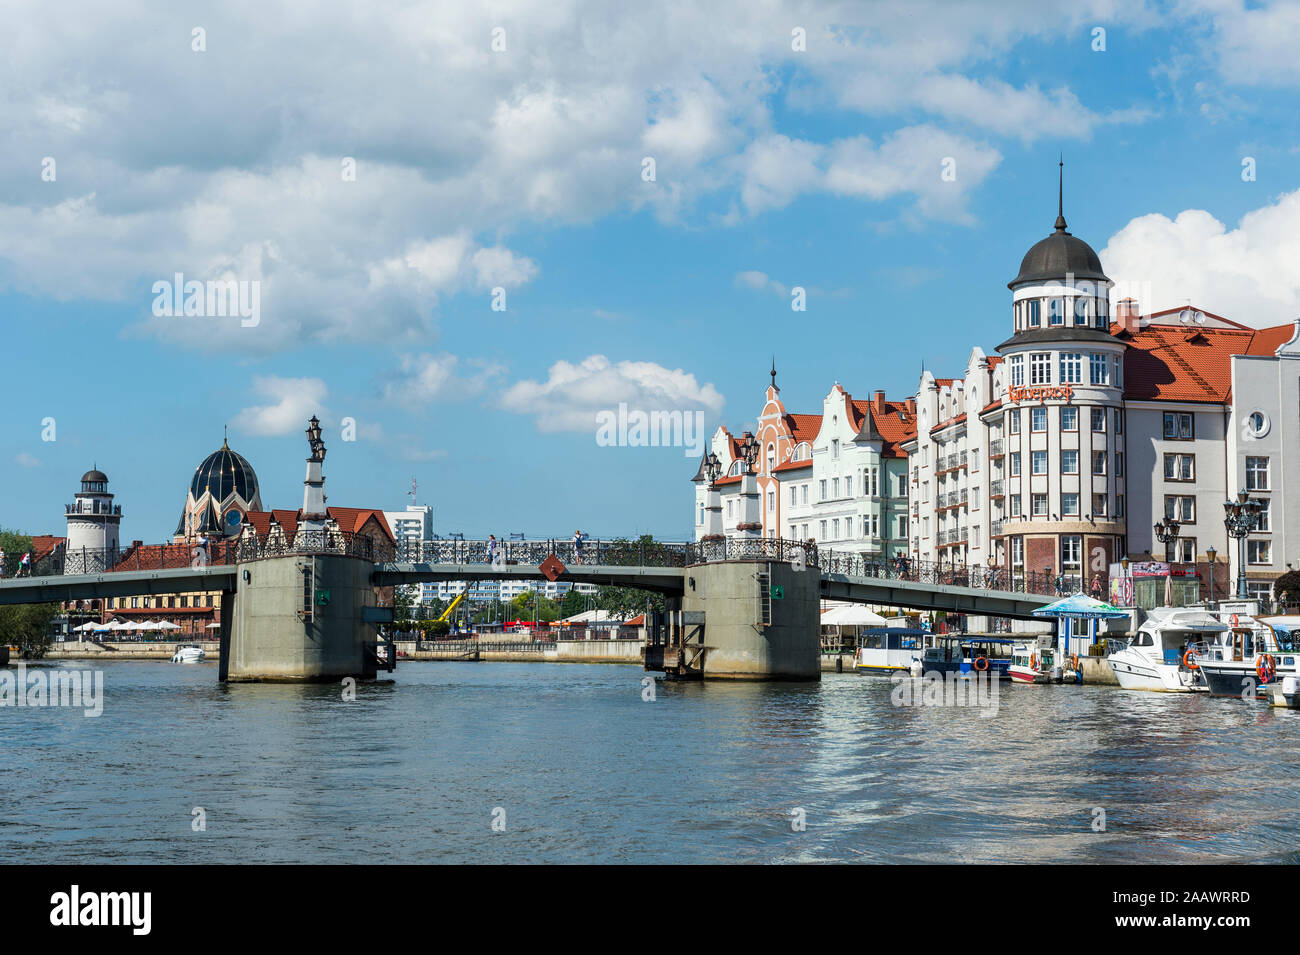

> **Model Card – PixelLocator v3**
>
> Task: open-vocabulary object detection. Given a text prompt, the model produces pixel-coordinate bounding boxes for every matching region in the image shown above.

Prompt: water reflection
[2,660,1297,863]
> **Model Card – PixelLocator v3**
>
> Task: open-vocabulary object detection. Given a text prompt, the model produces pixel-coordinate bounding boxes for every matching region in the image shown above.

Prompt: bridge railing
[817,550,1089,598]
[3,531,395,579]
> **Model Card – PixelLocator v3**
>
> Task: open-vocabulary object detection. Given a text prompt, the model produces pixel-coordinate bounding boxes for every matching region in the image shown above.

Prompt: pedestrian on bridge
[573,530,585,565]
[0,548,5,577]
[17,551,31,577]
[487,534,498,565]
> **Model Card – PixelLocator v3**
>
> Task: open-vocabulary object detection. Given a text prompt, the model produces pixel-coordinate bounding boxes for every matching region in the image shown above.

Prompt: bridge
[2,536,1066,616]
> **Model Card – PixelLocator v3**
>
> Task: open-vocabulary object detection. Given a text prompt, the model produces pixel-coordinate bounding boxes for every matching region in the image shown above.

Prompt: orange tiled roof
[773,458,812,472]
[930,412,967,434]
[30,535,66,562]
[784,413,821,444]
[1120,320,1293,403]
[869,400,916,457]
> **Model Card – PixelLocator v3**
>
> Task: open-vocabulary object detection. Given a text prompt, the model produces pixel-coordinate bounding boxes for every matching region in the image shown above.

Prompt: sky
[3,0,1300,543]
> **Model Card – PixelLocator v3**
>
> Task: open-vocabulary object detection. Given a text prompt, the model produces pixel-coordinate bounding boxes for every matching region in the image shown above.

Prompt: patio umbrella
[821,605,889,627]
[155,621,182,630]
[73,622,99,632]
[1031,593,1130,619]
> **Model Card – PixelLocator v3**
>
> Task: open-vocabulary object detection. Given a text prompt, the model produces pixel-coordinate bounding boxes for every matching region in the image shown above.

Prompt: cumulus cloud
[15,452,41,469]
[500,355,725,433]
[235,376,329,436]
[381,353,505,408]
[0,0,1171,351]
[735,270,788,297]
[1100,187,1300,328]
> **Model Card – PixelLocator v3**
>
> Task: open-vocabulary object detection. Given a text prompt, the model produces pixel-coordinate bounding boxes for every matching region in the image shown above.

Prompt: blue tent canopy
[1031,593,1130,619]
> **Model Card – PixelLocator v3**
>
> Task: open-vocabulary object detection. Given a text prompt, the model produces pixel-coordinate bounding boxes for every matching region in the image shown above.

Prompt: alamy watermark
[152,273,260,327]
[0,663,104,717]
[595,402,705,457]
[890,669,999,718]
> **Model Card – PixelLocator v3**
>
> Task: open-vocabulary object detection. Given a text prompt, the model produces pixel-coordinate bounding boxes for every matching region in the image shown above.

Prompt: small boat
[171,645,205,664]
[1009,641,1061,684]
[1196,614,1299,699]
[1108,608,1225,693]
[916,636,1016,680]
[854,627,931,675]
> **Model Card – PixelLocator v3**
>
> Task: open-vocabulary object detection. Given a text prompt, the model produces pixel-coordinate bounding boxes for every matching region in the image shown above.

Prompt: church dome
[1009,226,1108,288]
[80,468,109,484]
[189,441,260,504]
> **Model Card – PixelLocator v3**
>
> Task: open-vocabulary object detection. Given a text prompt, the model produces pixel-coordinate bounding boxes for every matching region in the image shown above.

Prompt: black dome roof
[80,468,108,484]
[1009,225,1108,288]
[190,441,260,505]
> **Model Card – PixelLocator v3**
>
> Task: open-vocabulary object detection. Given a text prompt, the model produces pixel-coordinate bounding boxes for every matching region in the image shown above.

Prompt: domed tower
[994,162,1127,588]
[175,436,263,541]
[66,467,122,572]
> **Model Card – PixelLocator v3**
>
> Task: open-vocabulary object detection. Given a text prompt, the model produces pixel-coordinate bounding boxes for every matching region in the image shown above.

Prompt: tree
[0,603,59,659]
[560,588,587,617]
[394,586,415,625]
[595,585,665,620]
[508,591,560,623]
[592,535,670,619]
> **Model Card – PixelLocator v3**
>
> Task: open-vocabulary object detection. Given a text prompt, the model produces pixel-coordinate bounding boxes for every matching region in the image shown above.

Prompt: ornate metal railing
[817,552,1074,598]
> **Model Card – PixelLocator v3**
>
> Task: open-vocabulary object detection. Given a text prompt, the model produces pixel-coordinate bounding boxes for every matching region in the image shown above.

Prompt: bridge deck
[373,562,687,595]
[0,566,237,606]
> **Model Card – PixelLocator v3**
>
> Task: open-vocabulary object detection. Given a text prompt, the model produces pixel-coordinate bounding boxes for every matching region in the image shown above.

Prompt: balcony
[990,520,1004,537]
[990,479,1003,497]
[989,439,1004,457]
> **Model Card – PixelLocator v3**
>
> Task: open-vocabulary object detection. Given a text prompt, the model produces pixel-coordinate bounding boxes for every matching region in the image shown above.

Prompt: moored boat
[1108,608,1224,693]
[171,645,205,664]
[854,627,931,675]
[1197,614,1298,699]
[1009,641,1060,684]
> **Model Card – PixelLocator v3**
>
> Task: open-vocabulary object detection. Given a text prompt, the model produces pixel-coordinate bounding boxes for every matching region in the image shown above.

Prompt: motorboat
[1009,640,1061,684]
[916,636,1016,680]
[1107,608,1225,693]
[170,645,205,664]
[854,627,931,675]
[1196,613,1299,699]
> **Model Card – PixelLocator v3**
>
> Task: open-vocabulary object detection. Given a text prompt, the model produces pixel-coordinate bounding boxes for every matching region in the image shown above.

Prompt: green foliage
[508,591,560,623]
[560,588,587,617]
[595,586,664,620]
[0,603,58,659]
[0,527,34,576]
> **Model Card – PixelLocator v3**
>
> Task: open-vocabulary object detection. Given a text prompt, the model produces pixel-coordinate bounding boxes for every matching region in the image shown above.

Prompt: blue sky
[3,0,1300,543]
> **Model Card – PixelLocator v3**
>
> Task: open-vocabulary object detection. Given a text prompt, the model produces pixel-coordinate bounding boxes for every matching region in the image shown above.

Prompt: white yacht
[1107,608,1226,693]
[1197,613,1299,699]
[171,645,206,664]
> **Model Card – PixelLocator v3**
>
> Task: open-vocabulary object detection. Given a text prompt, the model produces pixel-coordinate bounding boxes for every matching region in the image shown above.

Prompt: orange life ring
[1256,654,1276,684]
[973,655,989,672]
[1071,654,1080,671]
[1182,649,1199,670]
[1030,653,1037,670]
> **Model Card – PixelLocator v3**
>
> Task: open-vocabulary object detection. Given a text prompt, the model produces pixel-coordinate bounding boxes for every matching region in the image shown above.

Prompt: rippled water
[3,659,1298,864]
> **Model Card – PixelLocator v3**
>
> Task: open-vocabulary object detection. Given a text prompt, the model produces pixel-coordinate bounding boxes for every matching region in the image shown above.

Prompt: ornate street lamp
[703,451,722,487]
[1153,516,1180,557]
[305,415,326,462]
[1223,489,1262,600]
[739,432,760,475]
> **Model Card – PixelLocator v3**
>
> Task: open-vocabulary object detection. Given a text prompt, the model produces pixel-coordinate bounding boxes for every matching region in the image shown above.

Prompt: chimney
[1116,298,1140,334]
[873,389,886,414]
[905,398,916,416]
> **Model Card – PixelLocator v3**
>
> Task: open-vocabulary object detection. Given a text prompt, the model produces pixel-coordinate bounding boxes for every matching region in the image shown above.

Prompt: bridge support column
[683,560,820,681]
[224,553,383,683]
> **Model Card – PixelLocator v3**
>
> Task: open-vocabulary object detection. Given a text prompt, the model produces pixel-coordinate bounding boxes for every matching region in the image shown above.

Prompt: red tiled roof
[30,535,66,562]
[981,399,1003,414]
[713,474,743,486]
[869,400,916,457]
[930,412,967,434]
[241,507,396,544]
[773,458,813,472]
[784,413,821,444]
[1119,320,1294,403]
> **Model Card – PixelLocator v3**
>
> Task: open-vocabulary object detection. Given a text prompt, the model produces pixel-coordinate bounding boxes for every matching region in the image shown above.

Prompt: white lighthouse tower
[65,467,122,572]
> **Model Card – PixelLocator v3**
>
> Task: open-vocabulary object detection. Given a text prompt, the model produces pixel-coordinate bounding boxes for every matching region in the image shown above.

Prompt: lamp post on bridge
[1206,546,1217,607]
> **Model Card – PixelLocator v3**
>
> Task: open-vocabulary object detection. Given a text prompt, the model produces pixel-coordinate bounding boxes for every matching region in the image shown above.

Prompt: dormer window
[1028,300,1041,327]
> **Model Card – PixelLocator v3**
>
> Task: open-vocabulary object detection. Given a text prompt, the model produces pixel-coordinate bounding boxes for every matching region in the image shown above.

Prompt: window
[1062,535,1082,571]
[832,477,840,498]
[1060,406,1078,431]
[819,479,827,500]
[1248,540,1272,565]
[1059,352,1082,383]
[766,445,776,473]
[1010,494,1022,516]
[1061,450,1079,474]
[832,519,839,538]
[1163,453,1194,482]
[767,490,775,512]
[898,516,908,538]
[898,474,908,497]
[1092,451,1107,475]
[1091,407,1106,432]
[1116,494,1125,517]
[1010,452,1021,476]
[831,439,840,460]
[1112,357,1122,389]
[1032,451,1048,475]
[819,520,827,539]
[727,500,734,518]
[1093,493,1107,516]
[1254,499,1271,532]
[1032,493,1048,516]
[845,475,853,497]
[801,484,808,505]
[1030,353,1051,384]
[1247,581,1273,603]
[1169,538,1195,563]
[973,487,981,510]
[1164,495,1195,522]
[1073,296,1089,326]
[789,486,797,506]
[1012,535,1025,569]
[1049,298,1065,325]
[1009,412,1020,434]
[1089,353,1109,385]
[1116,452,1124,478]
[1063,493,1080,516]
[1010,356,1024,386]
[1163,412,1193,439]
[1031,407,1047,431]
[863,514,878,537]
[1246,456,1270,491]
[697,504,704,524]
[1027,300,1041,327]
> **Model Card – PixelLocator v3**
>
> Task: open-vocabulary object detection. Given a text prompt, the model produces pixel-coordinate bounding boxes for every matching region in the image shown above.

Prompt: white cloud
[735,270,788,297]
[235,376,329,436]
[1101,187,1300,327]
[382,353,504,408]
[15,452,41,468]
[500,355,725,433]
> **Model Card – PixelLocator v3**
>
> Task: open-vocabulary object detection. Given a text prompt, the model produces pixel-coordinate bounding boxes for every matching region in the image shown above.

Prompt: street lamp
[739,432,760,475]
[1153,516,1180,559]
[1206,546,1217,606]
[703,451,722,486]
[1223,489,1262,600]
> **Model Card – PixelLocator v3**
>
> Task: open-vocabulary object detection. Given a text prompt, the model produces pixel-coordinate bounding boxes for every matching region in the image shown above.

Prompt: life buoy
[1256,654,1276,685]
[1030,653,1037,670]
[974,655,989,672]
[1182,649,1199,670]
[1071,654,1079,671]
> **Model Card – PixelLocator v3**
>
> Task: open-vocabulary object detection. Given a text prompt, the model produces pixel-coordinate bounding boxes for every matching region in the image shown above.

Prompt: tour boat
[1196,614,1299,699]
[1107,608,1225,693]
[853,627,930,675]
[1009,642,1059,684]
[916,636,1016,680]
[170,645,205,664]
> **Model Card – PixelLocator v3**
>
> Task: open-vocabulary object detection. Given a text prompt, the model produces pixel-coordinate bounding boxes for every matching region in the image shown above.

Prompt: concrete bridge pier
[682,559,820,681]
[224,553,385,683]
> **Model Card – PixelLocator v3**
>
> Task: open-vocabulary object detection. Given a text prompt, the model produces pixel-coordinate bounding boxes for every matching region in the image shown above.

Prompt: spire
[221,424,229,450]
[769,355,778,390]
[1054,154,1068,233]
